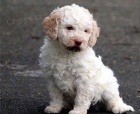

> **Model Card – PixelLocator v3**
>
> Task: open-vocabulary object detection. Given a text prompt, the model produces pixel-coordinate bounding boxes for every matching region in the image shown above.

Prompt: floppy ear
[43,11,61,40]
[88,21,100,47]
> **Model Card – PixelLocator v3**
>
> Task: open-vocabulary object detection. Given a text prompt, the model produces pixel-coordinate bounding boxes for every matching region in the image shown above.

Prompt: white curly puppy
[39,4,134,114]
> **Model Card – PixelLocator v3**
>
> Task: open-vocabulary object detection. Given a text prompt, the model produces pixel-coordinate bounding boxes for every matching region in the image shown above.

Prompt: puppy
[39,4,134,114]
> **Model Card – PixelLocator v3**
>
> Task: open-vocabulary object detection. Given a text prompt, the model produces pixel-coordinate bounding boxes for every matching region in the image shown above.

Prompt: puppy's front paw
[112,103,134,114]
[69,109,87,114]
[44,105,62,113]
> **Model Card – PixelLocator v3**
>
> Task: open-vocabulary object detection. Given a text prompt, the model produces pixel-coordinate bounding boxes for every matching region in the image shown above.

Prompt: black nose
[75,41,82,46]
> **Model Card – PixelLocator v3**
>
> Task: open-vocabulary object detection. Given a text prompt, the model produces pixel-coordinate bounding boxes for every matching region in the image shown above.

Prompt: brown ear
[43,11,61,40]
[88,21,100,47]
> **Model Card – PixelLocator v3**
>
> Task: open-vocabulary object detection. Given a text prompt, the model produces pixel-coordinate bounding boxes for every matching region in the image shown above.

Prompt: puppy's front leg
[69,82,92,114]
[44,81,64,113]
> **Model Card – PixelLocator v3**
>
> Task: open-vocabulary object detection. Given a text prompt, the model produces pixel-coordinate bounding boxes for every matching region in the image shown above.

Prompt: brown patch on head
[88,21,100,47]
[43,10,61,40]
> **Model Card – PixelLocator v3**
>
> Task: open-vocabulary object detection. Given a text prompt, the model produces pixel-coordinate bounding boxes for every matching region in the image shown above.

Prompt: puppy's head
[43,4,100,52]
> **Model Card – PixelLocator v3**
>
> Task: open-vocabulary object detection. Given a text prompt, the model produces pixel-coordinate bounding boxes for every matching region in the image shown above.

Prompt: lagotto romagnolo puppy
[39,4,134,114]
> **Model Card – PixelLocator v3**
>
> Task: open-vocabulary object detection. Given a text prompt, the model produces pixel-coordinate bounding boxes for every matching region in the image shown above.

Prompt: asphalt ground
[0,0,140,114]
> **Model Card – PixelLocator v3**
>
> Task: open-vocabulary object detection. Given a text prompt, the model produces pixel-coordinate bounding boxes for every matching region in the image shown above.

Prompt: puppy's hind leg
[102,82,134,114]
[44,81,64,113]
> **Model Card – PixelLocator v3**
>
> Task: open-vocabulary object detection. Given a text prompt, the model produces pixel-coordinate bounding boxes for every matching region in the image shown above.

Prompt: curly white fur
[39,4,134,114]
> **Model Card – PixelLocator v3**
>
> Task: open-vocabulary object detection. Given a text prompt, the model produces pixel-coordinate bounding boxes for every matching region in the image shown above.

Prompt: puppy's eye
[84,30,88,32]
[84,29,91,33]
[66,26,74,30]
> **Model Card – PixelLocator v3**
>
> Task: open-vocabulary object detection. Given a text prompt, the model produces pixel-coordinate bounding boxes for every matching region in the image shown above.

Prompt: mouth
[66,46,81,52]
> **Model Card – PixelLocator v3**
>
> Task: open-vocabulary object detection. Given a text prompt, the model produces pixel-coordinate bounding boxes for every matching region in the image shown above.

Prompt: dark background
[0,0,140,114]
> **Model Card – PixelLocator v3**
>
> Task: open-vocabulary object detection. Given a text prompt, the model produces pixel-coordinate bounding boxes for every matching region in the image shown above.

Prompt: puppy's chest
[53,64,77,94]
